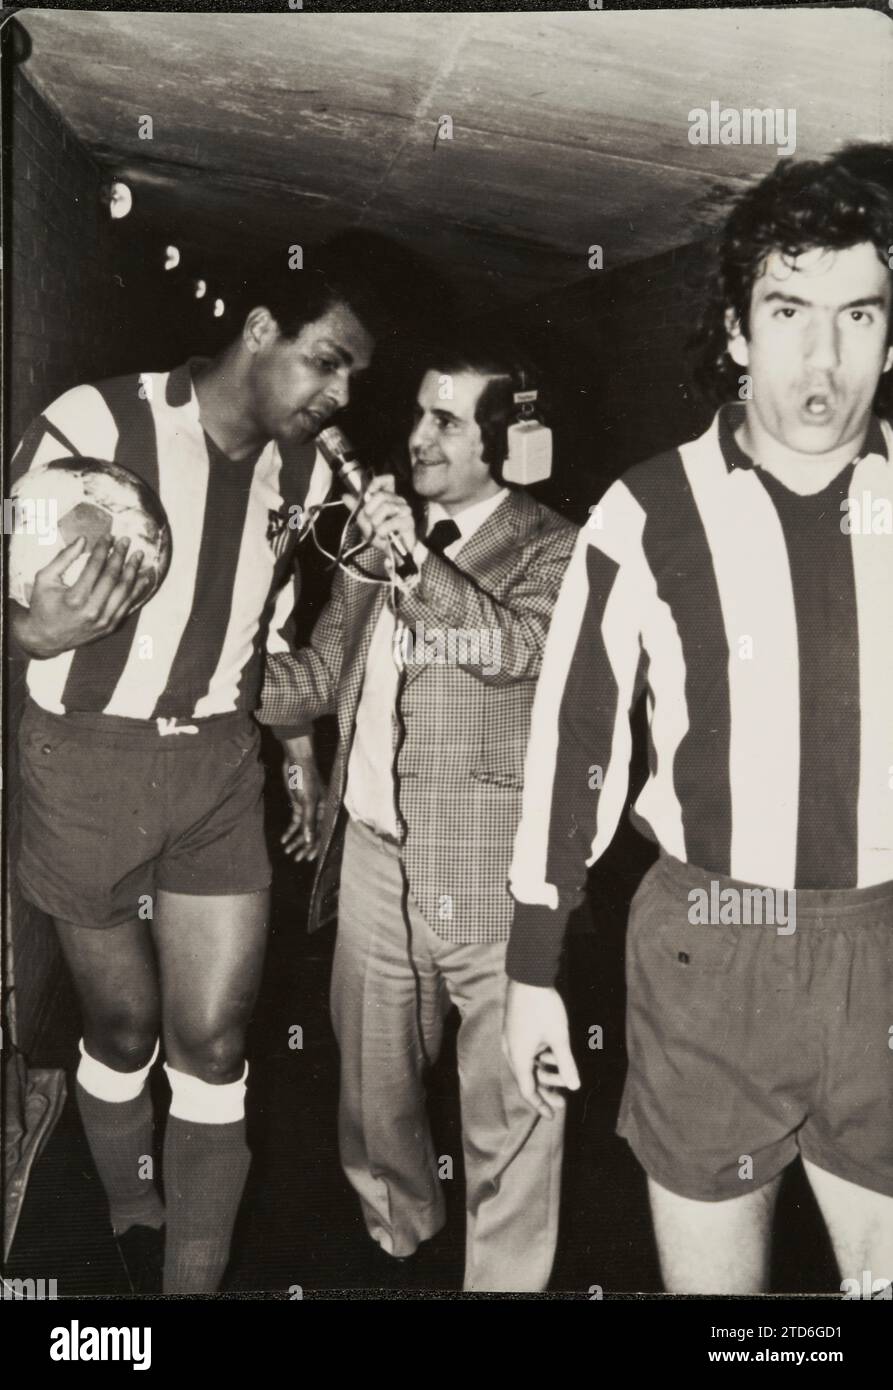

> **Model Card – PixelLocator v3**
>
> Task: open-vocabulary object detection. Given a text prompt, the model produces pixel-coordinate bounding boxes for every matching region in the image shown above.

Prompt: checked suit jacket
[257,486,577,944]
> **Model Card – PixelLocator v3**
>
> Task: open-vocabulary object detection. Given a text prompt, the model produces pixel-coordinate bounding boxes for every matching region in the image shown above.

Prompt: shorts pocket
[650,914,742,977]
[17,718,87,781]
[628,870,742,979]
[18,708,74,760]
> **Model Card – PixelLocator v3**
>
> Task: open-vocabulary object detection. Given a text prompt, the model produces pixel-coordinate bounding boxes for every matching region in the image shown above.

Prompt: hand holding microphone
[355,475,418,566]
[317,426,418,577]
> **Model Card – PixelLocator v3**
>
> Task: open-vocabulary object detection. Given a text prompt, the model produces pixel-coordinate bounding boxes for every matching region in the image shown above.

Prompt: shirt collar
[716,402,755,472]
[165,358,285,471]
[427,487,509,543]
[716,401,891,473]
[164,357,208,415]
[863,413,890,460]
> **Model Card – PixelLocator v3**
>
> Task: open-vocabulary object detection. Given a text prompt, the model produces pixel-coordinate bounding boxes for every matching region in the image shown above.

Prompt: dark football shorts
[617,851,893,1201]
[17,698,272,929]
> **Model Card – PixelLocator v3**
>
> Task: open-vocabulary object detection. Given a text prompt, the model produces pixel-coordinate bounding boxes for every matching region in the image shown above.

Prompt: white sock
[77,1038,159,1103]
[163,1062,248,1124]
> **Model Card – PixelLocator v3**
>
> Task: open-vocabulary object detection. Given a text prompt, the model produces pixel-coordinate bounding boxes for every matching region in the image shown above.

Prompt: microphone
[317,424,418,578]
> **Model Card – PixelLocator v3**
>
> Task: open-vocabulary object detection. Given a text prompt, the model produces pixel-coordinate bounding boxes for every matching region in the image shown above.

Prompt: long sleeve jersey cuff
[505,902,568,987]
[269,721,315,740]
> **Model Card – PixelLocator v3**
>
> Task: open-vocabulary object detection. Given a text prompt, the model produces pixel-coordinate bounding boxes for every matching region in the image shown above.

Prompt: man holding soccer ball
[10,263,382,1294]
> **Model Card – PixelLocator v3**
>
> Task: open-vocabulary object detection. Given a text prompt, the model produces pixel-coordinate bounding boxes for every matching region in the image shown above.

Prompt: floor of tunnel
[6,818,840,1298]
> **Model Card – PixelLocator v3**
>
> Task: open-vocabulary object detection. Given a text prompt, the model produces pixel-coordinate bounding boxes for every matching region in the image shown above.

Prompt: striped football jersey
[11,361,332,720]
[507,404,893,985]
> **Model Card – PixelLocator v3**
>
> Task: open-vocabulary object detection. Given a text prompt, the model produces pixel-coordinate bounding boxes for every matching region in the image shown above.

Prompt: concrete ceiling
[17,7,893,309]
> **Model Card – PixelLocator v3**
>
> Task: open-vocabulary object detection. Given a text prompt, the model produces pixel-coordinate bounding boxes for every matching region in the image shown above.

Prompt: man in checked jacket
[258,339,576,1291]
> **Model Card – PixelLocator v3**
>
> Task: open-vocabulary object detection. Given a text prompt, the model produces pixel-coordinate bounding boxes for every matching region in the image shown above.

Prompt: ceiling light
[106,181,132,220]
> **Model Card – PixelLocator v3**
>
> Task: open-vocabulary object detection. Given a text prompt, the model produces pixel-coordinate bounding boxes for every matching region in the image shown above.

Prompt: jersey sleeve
[506,480,649,986]
[259,442,336,737]
[257,565,347,739]
[11,383,121,485]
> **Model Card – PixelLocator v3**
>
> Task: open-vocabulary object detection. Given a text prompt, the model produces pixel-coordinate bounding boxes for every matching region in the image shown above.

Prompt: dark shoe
[115,1224,165,1296]
[405,1224,461,1290]
[365,1239,418,1293]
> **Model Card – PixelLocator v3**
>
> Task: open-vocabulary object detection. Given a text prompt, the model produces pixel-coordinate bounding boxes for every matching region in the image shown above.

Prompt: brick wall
[8,68,128,442]
[5,69,133,1057]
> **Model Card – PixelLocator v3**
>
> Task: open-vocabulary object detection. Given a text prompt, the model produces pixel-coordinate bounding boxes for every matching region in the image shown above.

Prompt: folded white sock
[164,1062,249,1124]
[77,1038,159,1103]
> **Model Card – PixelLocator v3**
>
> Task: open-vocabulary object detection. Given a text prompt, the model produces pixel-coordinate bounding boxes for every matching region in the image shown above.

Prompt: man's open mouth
[802,392,834,420]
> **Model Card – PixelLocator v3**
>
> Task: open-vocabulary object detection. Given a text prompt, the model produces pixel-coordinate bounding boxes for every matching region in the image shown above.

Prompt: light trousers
[331,816,564,1292]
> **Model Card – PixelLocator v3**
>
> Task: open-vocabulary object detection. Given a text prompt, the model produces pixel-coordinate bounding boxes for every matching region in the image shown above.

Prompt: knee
[85,1010,159,1071]
[167,1026,246,1084]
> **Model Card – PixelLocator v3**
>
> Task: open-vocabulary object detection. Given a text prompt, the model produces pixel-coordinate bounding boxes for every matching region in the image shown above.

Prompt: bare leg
[55,916,160,1071]
[804,1159,893,1295]
[154,889,268,1082]
[648,1172,783,1293]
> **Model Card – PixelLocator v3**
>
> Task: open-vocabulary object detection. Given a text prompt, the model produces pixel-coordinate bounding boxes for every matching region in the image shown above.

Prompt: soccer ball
[8,457,172,609]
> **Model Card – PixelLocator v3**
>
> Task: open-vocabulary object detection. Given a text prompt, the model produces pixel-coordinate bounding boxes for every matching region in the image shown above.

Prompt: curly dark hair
[229,260,392,346]
[692,143,893,417]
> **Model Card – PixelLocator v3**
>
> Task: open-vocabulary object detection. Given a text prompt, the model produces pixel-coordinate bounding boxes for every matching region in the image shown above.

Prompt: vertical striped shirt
[11,361,332,721]
[507,404,893,986]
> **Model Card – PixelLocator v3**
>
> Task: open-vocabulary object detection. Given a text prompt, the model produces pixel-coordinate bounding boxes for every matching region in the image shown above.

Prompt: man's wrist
[11,606,56,659]
[282,734,315,761]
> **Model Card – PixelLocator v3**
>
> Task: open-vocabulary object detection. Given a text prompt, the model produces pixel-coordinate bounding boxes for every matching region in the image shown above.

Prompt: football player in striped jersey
[11,264,380,1293]
[504,145,893,1296]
